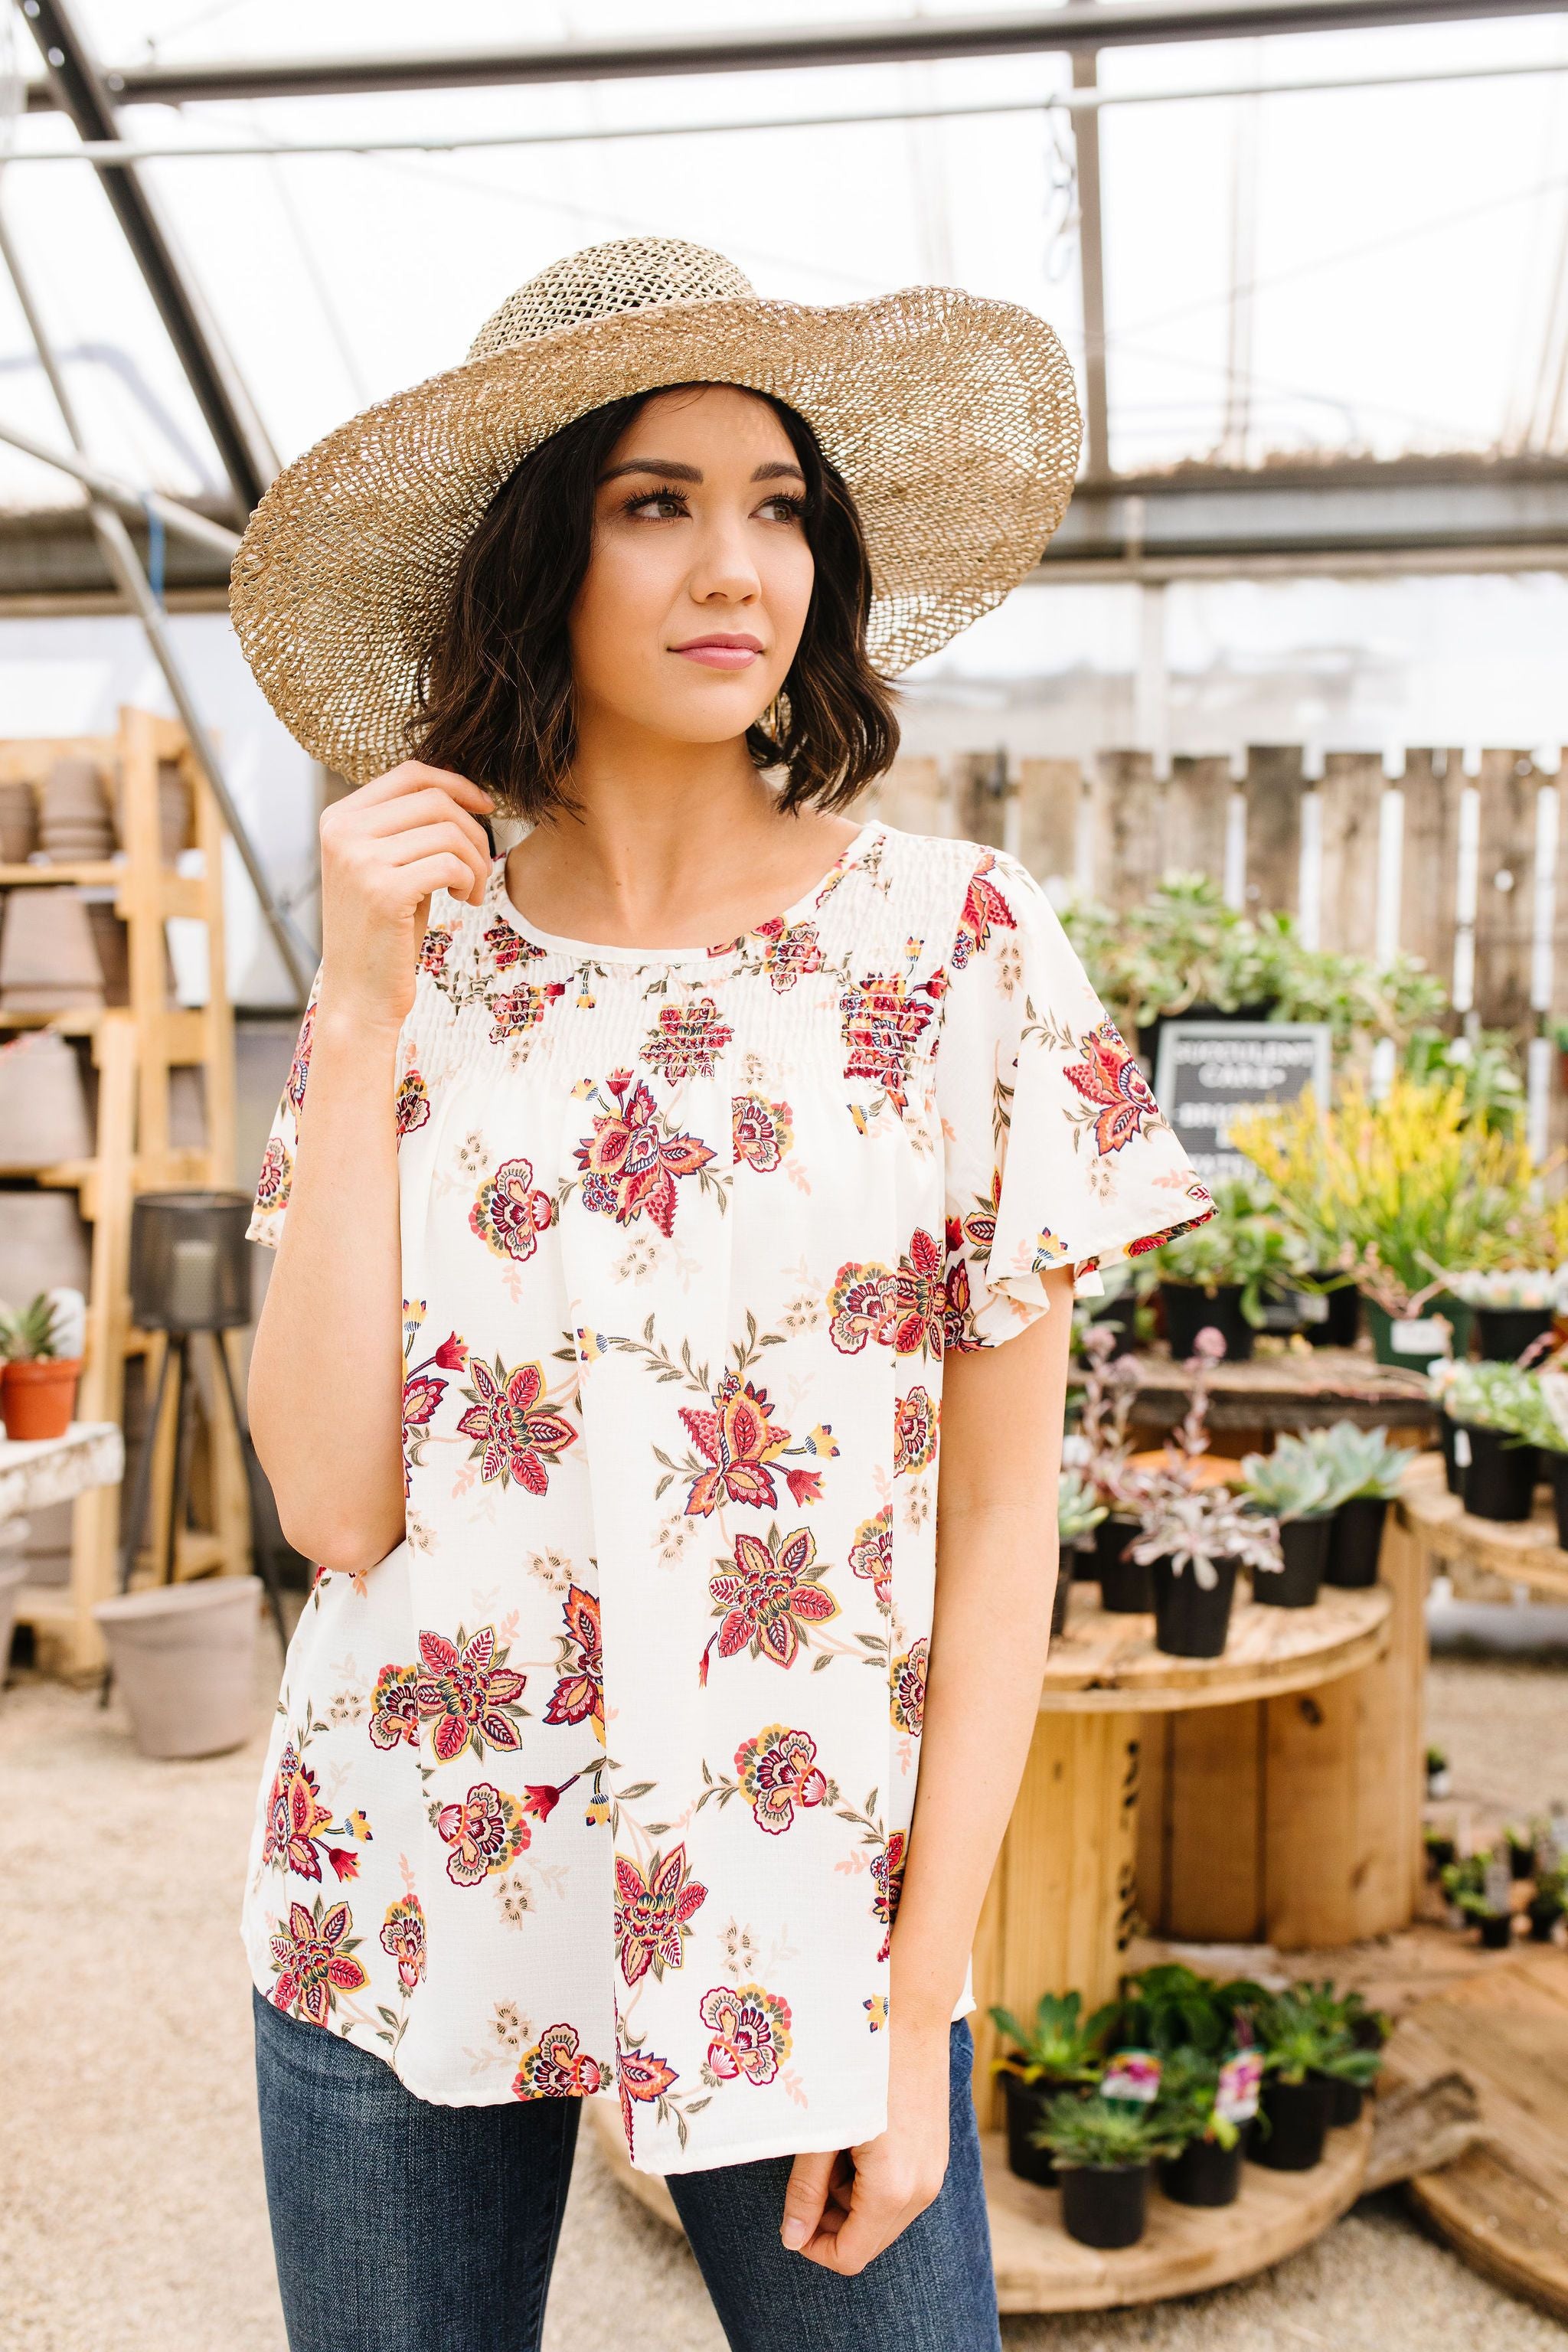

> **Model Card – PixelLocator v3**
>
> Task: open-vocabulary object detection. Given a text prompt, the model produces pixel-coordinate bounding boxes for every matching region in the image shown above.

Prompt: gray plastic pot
[93,1575,260,1759]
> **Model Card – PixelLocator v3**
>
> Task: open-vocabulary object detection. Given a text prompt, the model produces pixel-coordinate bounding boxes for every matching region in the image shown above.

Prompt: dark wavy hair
[410,385,899,818]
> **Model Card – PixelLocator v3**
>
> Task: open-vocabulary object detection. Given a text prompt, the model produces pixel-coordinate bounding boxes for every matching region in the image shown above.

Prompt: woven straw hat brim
[230,283,1081,786]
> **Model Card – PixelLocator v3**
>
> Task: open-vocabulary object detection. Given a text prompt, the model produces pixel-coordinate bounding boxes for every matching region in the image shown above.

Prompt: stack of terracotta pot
[0,779,37,864]
[0,888,105,1016]
[38,756,116,864]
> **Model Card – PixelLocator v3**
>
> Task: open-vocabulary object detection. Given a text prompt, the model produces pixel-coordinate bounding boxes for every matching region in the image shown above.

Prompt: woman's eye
[629,492,687,520]
[759,496,803,523]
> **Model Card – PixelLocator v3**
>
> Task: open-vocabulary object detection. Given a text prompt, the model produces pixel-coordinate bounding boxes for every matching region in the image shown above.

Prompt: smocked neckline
[488,819,884,965]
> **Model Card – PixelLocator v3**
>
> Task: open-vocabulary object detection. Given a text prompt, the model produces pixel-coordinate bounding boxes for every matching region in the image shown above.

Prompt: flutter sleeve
[246,963,322,1249]
[937,849,1213,1348]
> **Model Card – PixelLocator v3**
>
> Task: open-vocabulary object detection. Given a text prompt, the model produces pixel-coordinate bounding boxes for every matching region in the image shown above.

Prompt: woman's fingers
[375,821,492,900]
[352,760,495,814]
[779,2148,837,2252]
[355,784,493,856]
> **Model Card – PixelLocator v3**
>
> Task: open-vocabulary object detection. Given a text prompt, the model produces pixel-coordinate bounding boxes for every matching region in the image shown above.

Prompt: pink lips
[671,634,763,670]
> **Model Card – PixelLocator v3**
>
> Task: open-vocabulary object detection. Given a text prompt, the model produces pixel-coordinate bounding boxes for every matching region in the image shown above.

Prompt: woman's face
[569,384,815,749]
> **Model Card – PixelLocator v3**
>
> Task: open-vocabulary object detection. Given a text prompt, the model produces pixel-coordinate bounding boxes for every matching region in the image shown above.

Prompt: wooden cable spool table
[1397,1445,1568,1600]
[594,1582,1389,2312]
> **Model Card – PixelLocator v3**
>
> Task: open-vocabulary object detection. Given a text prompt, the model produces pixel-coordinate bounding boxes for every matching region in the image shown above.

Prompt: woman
[236,238,1210,2352]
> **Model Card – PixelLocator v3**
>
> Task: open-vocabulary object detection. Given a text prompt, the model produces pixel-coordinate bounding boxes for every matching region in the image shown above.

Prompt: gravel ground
[4,1644,1566,2352]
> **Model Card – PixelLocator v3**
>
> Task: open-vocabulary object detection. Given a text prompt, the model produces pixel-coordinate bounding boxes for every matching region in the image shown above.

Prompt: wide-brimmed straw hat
[230,237,1082,784]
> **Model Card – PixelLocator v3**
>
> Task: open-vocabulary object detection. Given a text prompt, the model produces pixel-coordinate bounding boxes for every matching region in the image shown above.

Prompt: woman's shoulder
[861,823,1049,955]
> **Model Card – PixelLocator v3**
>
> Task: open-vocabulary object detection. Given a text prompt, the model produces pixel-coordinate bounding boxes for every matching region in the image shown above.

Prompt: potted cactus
[988,1991,1115,2187]
[1036,2092,1184,2249]
[0,1289,84,1440]
[1308,1423,1408,1587]
[1238,1435,1334,1606]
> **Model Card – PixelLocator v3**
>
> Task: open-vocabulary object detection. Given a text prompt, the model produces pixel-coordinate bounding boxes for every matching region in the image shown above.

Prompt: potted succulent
[1237,1435,1334,1607]
[1054,1469,1105,1637]
[1445,1266,1559,1365]
[1441,1853,1514,1949]
[1075,1327,1152,1611]
[1285,1981,1387,2125]
[1252,1988,1353,2170]
[1506,1821,1537,1880]
[1426,1745,1453,1800]
[1438,1361,1541,1524]
[1036,2091,1184,2249]
[1425,1824,1458,1877]
[988,1991,1114,2187]
[1308,1423,1407,1587]
[1460,1364,1568,1544]
[1527,1860,1566,1943]
[1130,1485,1282,1658]
[1151,2045,1259,2207]
[1155,1179,1308,1364]
[0,1289,84,1440]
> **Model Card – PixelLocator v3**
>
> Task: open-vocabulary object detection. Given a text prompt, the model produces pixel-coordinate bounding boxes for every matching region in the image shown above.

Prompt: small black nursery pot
[1478,1911,1514,1950]
[1252,2075,1334,2171]
[1050,1573,1071,1639]
[1308,1279,1361,1350]
[1094,1514,1153,1612]
[1441,1414,1462,1496]
[999,2070,1060,2187]
[1459,1424,1539,1523]
[1527,1896,1564,1943]
[1159,2134,1245,2208]
[1325,1496,1390,1588]
[1256,1513,1331,1609]
[1508,1838,1536,1881]
[1060,2163,1150,2250]
[1328,2078,1364,2127]
[1161,1281,1253,1364]
[1475,1304,1556,1363]
[1547,1453,1568,1550]
[1151,1553,1239,1659]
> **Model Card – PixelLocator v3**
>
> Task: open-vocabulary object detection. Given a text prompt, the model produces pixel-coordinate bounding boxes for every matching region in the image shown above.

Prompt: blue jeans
[253,1988,1000,2352]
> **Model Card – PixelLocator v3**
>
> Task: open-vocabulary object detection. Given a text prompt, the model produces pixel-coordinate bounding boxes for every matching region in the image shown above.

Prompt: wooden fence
[865,746,1568,1144]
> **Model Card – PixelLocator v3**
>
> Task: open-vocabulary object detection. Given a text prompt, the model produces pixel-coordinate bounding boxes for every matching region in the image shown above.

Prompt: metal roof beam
[20,0,1568,109]
[16,0,274,514]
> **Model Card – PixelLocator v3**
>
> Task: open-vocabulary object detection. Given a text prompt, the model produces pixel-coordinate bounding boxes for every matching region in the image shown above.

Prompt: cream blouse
[241,820,1210,2174]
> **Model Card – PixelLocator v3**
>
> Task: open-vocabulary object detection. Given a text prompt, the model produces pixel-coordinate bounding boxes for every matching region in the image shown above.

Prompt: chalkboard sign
[1152,1021,1331,1186]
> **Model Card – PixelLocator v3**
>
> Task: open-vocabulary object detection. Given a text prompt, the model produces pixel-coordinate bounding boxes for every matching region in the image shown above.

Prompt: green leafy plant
[1150,2047,1247,2151]
[1405,1026,1527,1137]
[1279,1981,1387,2082]
[988,1991,1116,2086]
[1440,1853,1505,1922]
[1113,1963,1247,2056]
[1439,1360,1544,1440]
[1305,1423,1408,1508]
[1156,1178,1309,1328]
[1238,1433,1333,1522]
[0,1292,65,1364]
[1058,1466,1109,1545]
[1254,1982,1375,2085]
[1035,2090,1184,2168]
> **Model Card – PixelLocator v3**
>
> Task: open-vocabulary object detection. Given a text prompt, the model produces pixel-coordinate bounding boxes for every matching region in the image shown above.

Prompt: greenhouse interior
[5,4,1568,2349]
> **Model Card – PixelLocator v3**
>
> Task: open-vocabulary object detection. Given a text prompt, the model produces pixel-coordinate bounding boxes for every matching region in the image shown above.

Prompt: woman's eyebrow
[598,458,806,485]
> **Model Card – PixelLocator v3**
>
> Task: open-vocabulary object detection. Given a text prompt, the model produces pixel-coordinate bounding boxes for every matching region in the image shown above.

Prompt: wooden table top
[1128,1344,1437,1432]
[1398,1447,1568,1600]
[1038,1580,1392,1713]
[0,1419,122,1526]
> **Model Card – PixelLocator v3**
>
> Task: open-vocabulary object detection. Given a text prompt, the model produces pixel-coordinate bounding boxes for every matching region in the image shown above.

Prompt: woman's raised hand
[318,762,495,1033]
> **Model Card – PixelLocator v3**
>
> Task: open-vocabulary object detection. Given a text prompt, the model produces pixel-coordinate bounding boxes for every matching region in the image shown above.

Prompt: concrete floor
[4,1648,1566,2352]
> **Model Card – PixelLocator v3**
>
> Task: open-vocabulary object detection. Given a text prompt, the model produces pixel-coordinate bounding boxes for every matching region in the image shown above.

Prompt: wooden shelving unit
[0,707,248,1677]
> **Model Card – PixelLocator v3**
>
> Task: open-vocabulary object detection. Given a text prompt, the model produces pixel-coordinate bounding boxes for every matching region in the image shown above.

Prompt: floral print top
[243,820,1210,2174]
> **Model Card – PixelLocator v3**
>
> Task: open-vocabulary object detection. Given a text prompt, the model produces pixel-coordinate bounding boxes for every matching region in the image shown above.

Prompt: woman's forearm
[248,997,407,1570]
[889,1281,1073,2031]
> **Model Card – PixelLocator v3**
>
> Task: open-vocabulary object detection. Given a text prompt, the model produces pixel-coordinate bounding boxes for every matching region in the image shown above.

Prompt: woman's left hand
[778,2016,952,2274]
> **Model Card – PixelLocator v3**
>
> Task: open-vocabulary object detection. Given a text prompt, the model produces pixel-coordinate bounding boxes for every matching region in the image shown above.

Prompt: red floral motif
[871,1829,907,1962]
[285,1001,315,1113]
[890,1637,929,1735]
[262,1741,370,1883]
[678,1371,830,1516]
[708,1524,840,1668]
[642,996,733,1081]
[950,853,1018,971]
[734,1723,828,1834]
[544,1585,603,1738]
[893,1387,939,1478]
[849,1507,893,1605]
[754,917,824,991]
[574,1071,715,1236]
[1064,1021,1163,1157]
[731,1095,792,1173]
[839,970,942,1116]
[414,1623,528,1764]
[470,1158,554,1263]
[418,925,454,978]
[400,1370,445,1496]
[379,1894,426,1990]
[514,2023,606,2100]
[268,1894,368,2027]
[701,1983,793,2085]
[617,2041,678,2159]
[942,1220,981,1354]
[488,978,567,1045]
[894,1230,945,1360]
[437,1782,529,1886]
[826,1261,899,1355]
[614,1843,707,1984]
[394,1067,431,1138]
[1125,1194,1215,1256]
[456,1356,577,1492]
[255,1135,291,1213]
[482,920,543,973]
[368,1662,419,1750]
